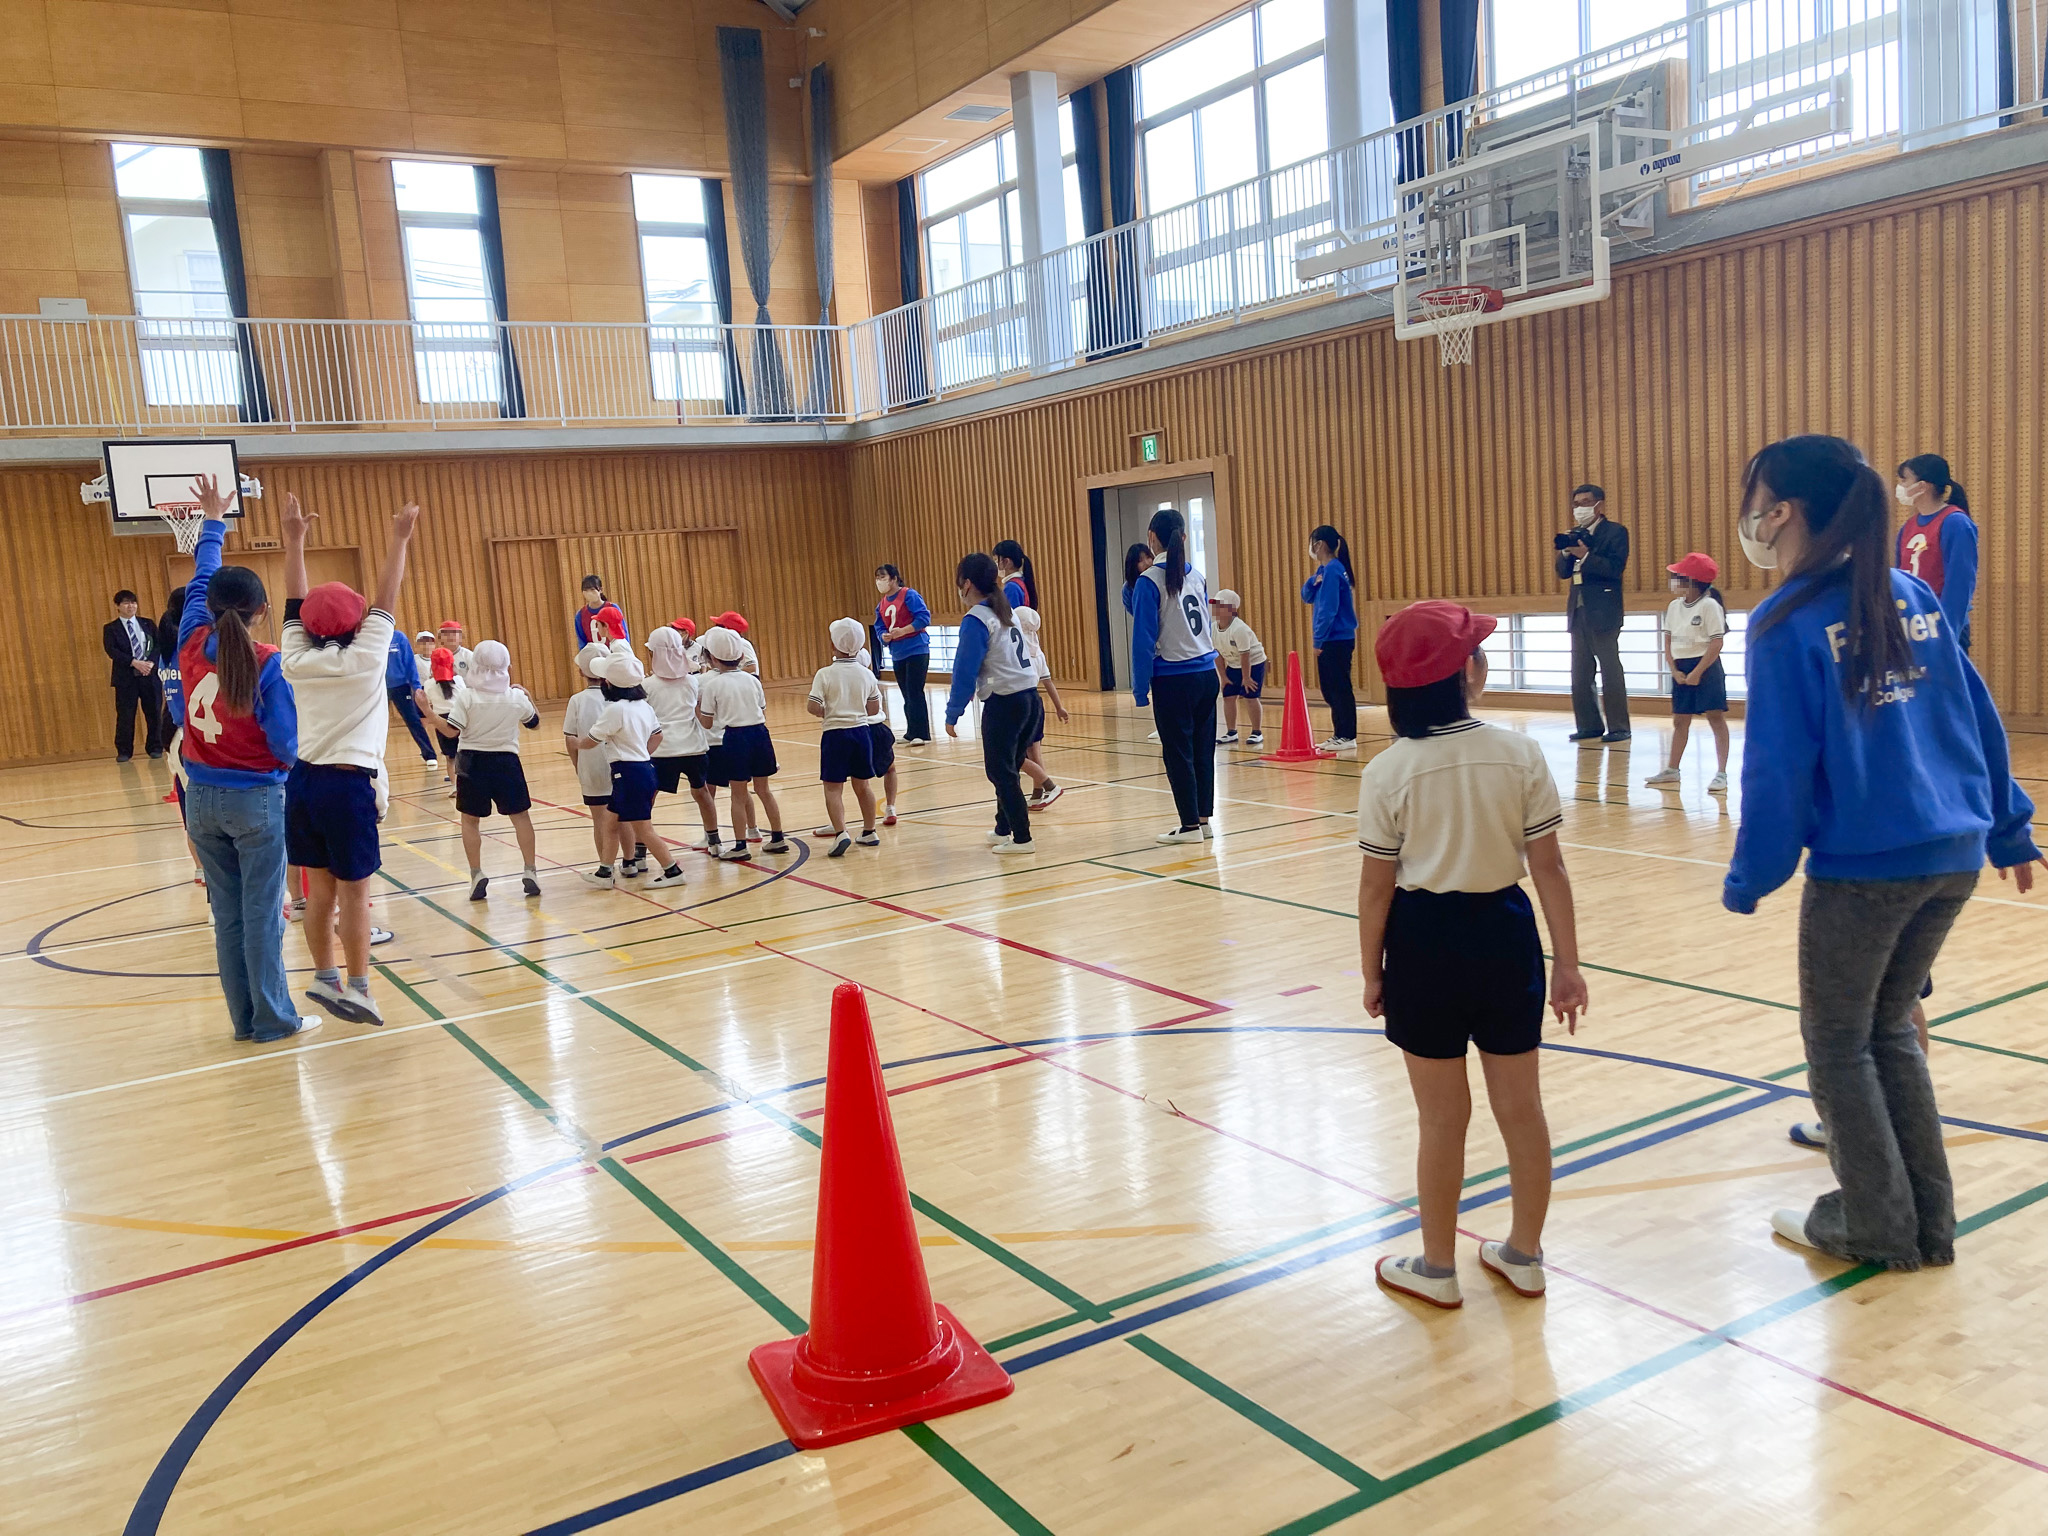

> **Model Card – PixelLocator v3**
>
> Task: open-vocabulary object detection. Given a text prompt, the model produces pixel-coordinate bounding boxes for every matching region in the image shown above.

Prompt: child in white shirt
[1646,554,1732,792]
[563,641,627,883]
[696,626,787,862]
[1209,589,1268,746]
[807,618,884,856]
[435,620,474,677]
[446,638,542,901]
[1014,606,1070,809]
[645,625,721,853]
[577,651,686,889]
[415,648,465,789]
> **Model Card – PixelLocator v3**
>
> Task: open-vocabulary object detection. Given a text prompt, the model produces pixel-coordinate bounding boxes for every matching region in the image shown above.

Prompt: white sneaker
[1644,768,1683,786]
[1771,1208,1818,1250]
[991,839,1035,856]
[1375,1255,1462,1309]
[1478,1241,1546,1297]
[1708,771,1729,792]
[828,832,853,859]
[985,830,1014,846]
[1156,827,1204,844]
[1030,783,1063,810]
[370,927,394,946]
[1216,730,1239,744]
[1146,729,1160,741]
[1200,822,1214,840]
[647,866,688,887]
[304,977,380,1026]
[1318,737,1356,752]
[1788,1120,1829,1150]
[580,868,616,889]
[717,843,753,862]
[1247,732,1264,746]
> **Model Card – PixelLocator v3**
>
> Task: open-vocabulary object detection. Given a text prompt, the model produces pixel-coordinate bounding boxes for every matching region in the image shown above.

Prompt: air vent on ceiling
[884,136,947,154]
[943,103,1009,123]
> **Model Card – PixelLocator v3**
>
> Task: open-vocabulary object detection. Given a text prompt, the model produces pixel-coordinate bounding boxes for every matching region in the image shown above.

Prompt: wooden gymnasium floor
[3,686,2046,1535]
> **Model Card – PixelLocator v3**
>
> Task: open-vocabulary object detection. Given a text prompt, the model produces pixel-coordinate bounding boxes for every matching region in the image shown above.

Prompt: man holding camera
[1554,482,1631,743]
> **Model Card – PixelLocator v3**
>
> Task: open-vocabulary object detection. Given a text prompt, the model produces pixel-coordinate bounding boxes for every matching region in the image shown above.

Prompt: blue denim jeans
[184,782,297,1041]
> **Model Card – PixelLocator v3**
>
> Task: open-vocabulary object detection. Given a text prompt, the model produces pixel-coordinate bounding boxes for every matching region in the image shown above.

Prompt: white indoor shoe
[1375,1255,1462,1309]
[1771,1208,1819,1250]
[1478,1241,1547,1297]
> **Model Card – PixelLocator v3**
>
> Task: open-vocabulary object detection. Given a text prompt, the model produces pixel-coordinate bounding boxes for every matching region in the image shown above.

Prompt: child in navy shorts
[807,618,883,857]
[644,625,720,853]
[577,651,686,889]
[1357,601,1588,1311]
[564,642,627,884]
[447,639,541,901]
[696,627,788,862]
[1209,589,1267,746]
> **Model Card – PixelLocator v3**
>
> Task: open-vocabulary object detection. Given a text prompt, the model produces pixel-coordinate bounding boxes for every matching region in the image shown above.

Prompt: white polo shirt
[590,698,661,763]
[810,658,881,731]
[446,687,538,753]
[562,686,612,796]
[1214,617,1267,669]
[1666,594,1727,660]
[645,673,708,756]
[1356,719,1564,892]
[281,609,397,771]
[697,667,767,740]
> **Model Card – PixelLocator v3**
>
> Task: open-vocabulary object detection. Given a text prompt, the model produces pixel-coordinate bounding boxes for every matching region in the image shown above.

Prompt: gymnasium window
[1135,0,1330,326]
[1478,611,1750,698]
[392,160,500,405]
[112,143,240,407]
[632,174,725,402]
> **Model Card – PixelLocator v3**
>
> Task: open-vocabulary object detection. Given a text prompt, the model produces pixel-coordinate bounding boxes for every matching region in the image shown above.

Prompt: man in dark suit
[103,589,165,762]
[1554,483,1631,743]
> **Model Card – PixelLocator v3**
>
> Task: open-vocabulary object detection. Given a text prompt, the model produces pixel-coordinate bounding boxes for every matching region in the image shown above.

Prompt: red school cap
[1375,601,1498,689]
[1667,552,1720,584]
[437,618,464,633]
[300,582,367,638]
[672,616,697,638]
[714,610,748,635]
[430,646,457,682]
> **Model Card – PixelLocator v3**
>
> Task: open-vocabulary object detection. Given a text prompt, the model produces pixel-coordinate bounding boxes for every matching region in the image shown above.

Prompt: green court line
[377,872,1114,1324]
[1127,1335,1383,1493]
[374,965,1044,1533]
[1930,1034,2048,1069]
[1931,977,2048,1027]
[898,1423,1057,1536]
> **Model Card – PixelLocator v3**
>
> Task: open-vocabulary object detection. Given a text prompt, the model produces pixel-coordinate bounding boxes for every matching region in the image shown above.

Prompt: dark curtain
[1439,0,1481,159]
[891,177,931,406]
[198,149,272,424]
[1992,0,2016,125]
[702,178,748,416]
[805,63,836,418]
[1101,65,1143,356]
[1387,0,1426,181]
[473,165,527,419]
[1071,81,1123,361]
[717,25,793,418]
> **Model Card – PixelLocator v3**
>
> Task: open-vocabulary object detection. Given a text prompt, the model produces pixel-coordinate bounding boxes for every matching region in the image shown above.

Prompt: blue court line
[523,1442,804,1535]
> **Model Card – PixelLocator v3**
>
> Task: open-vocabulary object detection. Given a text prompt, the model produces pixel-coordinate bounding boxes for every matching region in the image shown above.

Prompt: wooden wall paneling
[488,537,573,703]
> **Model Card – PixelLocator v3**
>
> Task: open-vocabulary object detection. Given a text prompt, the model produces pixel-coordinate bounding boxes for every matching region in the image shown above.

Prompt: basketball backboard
[90,438,247,539]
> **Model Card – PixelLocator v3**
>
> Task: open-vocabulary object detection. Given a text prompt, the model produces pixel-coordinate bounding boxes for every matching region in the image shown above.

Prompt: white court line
[1560,838,2048,909]
[1058,772,1352,822]
[0,854,195,890]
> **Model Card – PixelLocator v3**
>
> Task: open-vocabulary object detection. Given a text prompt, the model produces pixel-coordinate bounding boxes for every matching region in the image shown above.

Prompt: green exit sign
[1138,432,1161,463]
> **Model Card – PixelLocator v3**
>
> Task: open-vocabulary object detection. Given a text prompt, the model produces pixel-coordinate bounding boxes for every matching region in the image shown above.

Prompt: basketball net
[1416,288,1492,367]
[159,505,208,554]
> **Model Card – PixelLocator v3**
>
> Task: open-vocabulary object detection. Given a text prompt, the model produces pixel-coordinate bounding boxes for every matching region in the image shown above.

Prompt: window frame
[110,142,241,409]
[629,172,725,403]
[917,103,1080,286]
[390,159,501,406]
[1135,2,1328,201]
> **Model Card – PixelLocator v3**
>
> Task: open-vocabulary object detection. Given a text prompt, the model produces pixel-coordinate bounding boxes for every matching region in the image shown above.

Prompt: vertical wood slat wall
[0,448,855,765]
[841,167,2047,723]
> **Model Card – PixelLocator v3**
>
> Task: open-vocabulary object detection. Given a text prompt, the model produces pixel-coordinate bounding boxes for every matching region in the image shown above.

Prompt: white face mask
[1572,505,1596,526]
[1738,506,1781,570]
[1895,482,1916,507]
[874,577,890,593]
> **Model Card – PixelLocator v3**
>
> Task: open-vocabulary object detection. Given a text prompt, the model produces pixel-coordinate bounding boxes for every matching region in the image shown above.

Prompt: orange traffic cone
[748,982,1014,1448]
[1261,651,1336,763]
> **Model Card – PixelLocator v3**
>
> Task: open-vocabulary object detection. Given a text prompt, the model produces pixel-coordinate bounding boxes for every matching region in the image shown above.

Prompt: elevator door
[1097,473,1216,688]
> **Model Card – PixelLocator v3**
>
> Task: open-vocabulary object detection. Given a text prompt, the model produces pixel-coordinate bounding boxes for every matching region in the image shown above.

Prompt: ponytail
[1147,509,1188,596]
[991,539,1037,608]
[956,552,1012,627]
[1310,524,1356,589]
[205,564,268,716]
[1897,452,1968,513]
[1748,435,1914,703]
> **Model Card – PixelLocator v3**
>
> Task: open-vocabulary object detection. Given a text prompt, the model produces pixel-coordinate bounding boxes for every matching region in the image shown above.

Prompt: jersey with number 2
[965,604,1040,700]
[1140,563,1216,663]
[179,627,285,773]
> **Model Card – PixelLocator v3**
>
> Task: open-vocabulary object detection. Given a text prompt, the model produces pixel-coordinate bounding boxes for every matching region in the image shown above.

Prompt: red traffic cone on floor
[1261,651,1336,763]
[748,982,1013,1448]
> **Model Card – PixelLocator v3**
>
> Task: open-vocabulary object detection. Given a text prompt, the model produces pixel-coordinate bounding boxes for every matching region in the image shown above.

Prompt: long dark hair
[156,585,185,663]
[957,552,1012,627]
[1746,435,1914,702]
[1310,524,1356,588]
[1897,453,1969,513]
[991,539,1036,607]
[206,566,268,716]
[1121,543,1150,592]
[1147,509,1188,595]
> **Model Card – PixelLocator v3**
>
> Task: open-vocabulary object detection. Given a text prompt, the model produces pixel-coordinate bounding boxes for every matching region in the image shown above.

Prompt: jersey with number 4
[179,627,285,774]
[964,603,1040,699]
[1140,563,1216,662]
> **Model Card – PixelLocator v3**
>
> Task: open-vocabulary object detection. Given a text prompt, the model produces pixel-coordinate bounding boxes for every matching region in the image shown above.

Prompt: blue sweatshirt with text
[1723,567,2037,913]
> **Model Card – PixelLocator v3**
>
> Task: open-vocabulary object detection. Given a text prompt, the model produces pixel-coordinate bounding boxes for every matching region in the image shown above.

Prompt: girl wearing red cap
[1358,600,1587,1311]
[1645,552,1730,792]
[415,647,465,788]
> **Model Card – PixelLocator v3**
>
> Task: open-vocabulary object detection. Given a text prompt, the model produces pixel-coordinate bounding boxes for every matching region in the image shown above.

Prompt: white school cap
[701,626,744,663]
[829,617,865,655]
[574,641,609,678]
[1211,589,1240,608]
[604,651,646,688]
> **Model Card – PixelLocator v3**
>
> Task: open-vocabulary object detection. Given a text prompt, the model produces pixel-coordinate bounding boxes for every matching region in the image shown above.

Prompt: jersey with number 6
[1139,562,1216,663]
[179,627,286,774]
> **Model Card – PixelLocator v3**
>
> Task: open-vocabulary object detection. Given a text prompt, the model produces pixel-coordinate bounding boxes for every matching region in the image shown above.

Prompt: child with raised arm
[1357,602,1586,1311]
[808,618,884,857]
[447,639,542,901]
[279,489,423,1028]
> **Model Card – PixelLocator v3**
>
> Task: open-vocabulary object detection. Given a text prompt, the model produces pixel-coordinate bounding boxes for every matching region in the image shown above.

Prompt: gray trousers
[1570,622,1629,736]
[1799,871,1975,1270]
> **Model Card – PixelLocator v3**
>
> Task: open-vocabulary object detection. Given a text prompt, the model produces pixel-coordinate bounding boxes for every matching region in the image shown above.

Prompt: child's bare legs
[850,778,877,831]
[1022,745,1049,791]
[1403,1053,1472,1270]
[333,876,373,978]
[691,784,719,836]
[823,782,848,835]
[1665,713,1694,772]
[1479,1049,1552,1258]
[1222,694,1238,733]
[883,763,899,810]
[1912,1002,1929,1054]
[1244,694,1263,735]
[591,805,617,868]
[622,819,673,869]
[728,784,752,846]
[1706,711,1730,773]
[461,815,483,870]
[304,868,339,973]
[750,778,783,836]
[508,810,537,868]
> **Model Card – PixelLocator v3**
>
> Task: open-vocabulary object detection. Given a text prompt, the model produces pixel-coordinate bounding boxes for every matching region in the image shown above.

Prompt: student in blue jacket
[872,564,933,743]
[1131,509,1219,844]
[1301,524,1359,751]
[1893,453,1977,652]
[1726,435,2041,1272]
[945,552,1042,856]
[385,625,438,765]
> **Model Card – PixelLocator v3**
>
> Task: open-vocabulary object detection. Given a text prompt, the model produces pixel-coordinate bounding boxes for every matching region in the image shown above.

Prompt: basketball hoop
[159,505,208,554]
[1415,284,1504,367]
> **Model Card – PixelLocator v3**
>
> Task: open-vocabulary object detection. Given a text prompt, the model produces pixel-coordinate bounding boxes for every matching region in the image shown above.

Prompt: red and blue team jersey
[1897,504,1963,594]
[180,627,286,777]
